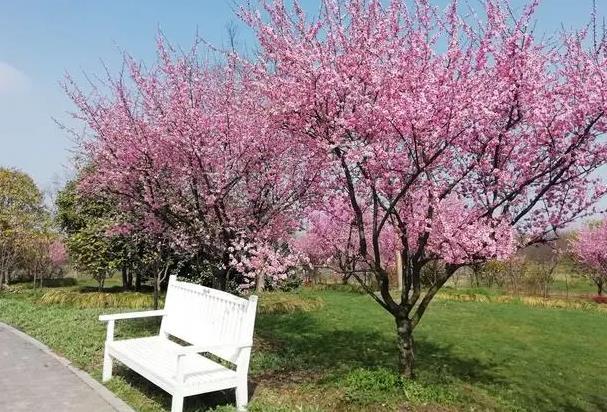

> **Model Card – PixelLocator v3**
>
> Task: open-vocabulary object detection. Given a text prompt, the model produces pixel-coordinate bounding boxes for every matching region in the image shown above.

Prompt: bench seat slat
[109,336,238,393]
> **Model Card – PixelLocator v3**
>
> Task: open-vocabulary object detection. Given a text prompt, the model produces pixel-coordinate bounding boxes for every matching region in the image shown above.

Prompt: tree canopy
[66,0,607,377]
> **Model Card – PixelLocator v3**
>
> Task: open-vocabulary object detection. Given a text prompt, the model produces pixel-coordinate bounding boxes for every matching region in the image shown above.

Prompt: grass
[1,283,606,411]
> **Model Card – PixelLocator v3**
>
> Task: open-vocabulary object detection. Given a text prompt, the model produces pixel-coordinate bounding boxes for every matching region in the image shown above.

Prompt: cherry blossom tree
[66,41,321,291]
[243,0,607,376]
[570,221,607,296]
[293,196,397,285]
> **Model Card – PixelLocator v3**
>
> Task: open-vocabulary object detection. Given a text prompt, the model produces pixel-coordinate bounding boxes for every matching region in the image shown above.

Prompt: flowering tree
[570,221,607,296]
[293,197,397,285]
[67,42,320,291]
[243,0,607,376]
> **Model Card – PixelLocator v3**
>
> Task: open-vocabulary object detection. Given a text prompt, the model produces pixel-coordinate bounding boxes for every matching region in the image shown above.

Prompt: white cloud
[0,62,31,95]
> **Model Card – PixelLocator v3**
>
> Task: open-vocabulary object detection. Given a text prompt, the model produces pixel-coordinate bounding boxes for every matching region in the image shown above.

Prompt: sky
[0,0,606,194]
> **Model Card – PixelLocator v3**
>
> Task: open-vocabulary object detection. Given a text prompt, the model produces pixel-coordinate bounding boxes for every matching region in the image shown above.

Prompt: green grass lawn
[0,285,606,411]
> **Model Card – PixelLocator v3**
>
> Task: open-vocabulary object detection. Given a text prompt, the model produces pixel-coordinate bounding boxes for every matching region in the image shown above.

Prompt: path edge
[0,321,135,412]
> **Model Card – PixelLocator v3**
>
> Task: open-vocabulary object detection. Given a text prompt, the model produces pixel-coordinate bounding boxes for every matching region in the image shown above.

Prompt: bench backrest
[160,275,258,370]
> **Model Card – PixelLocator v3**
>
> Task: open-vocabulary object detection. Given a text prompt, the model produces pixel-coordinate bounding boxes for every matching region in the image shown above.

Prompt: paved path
[0,322,134,412]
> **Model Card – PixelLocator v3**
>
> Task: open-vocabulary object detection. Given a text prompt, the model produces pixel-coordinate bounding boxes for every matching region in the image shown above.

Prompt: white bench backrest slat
[161,275,257,366]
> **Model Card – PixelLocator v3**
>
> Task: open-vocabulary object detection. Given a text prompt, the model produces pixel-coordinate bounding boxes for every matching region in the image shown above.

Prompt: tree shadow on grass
[253,310,504,387]
[112,307,504,411]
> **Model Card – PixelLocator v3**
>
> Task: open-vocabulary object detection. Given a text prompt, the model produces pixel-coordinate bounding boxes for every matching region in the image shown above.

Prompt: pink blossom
[48,239,68,269]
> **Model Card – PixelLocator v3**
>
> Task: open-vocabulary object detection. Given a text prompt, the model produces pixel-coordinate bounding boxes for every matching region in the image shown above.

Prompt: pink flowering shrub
[228,237,304,290]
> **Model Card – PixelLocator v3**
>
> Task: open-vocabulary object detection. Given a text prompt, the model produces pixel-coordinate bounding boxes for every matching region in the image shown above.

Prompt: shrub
[524,262,557,297]
[421,260,446,288]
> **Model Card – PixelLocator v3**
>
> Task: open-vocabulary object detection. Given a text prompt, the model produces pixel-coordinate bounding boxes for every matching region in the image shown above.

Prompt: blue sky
[0,0,605,193]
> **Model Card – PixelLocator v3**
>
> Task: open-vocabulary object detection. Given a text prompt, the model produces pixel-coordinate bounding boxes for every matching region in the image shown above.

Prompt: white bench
[99,275,258,412]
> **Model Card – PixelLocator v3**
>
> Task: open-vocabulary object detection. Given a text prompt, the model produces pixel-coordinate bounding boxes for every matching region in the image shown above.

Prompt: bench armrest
[99,310,167,322]
[174,342,253,356]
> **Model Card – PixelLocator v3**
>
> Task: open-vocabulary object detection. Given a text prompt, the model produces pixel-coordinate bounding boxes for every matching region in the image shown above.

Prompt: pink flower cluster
[292,196,397,272]
[48,239,68,269]
[230,239,302,289]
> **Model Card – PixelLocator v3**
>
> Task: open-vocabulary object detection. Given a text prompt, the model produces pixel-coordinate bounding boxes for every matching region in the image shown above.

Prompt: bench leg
[235,380,248,411]
[102,347,113,382]
[171,393,184,412]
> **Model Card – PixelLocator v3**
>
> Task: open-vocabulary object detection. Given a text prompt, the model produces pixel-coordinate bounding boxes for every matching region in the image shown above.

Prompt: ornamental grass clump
[38,289,156,309]
[257,292,325,314]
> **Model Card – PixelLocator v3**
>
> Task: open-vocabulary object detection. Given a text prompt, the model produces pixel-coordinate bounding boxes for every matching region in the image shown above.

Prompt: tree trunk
[598,281,604,296]
[126,267,133,290]
[135,272,142,292]
[256,272,265,292]
[396,317,415,379]
[121,264,129,291]
[213,267,228,291]
[153,274,160,310]
[396,251,403,291]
